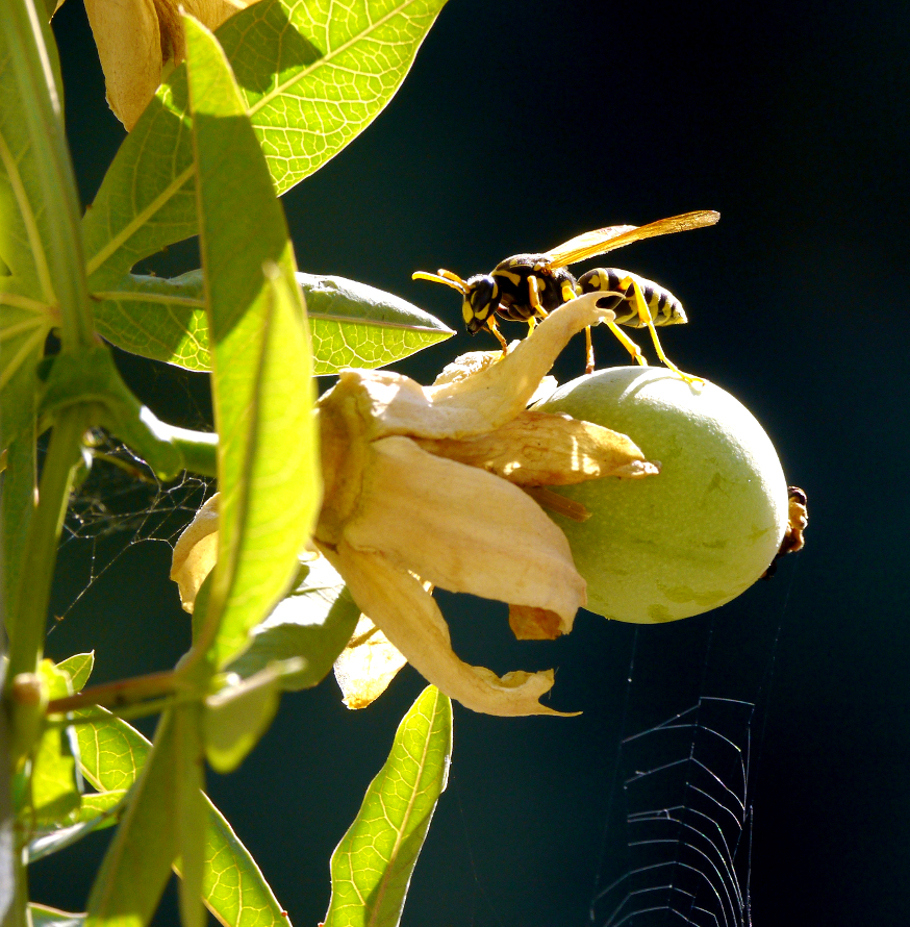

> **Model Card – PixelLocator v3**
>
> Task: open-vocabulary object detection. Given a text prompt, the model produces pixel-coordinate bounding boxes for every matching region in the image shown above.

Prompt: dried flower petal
[170,494,219,612]
[320,541,578,717]
[83,0,262,129]
[351,293,614,440]
[333,615,408,710]
[414,410,659,486]
[341,435,586,629]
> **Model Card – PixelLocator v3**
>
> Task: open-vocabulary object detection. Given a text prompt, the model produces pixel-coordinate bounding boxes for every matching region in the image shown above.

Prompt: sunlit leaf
[203,661,301,772]
[55,652,95,692]
[29,662,81,821]
[30,904,86,927]
[225,552,359,691]
[90,270,453,373]
[90,269,210,371]
[82,0,447,278]
[0,18,57,295]
[174,704,207,927]
[185,16,319,668]
[324,686,452,927]
[75,700,290,925]
[27,790,126,863]
[86,713,180,927]
[302,274,453,374]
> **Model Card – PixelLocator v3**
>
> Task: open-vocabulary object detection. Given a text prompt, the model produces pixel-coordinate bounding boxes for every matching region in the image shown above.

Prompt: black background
[35,0,910,924]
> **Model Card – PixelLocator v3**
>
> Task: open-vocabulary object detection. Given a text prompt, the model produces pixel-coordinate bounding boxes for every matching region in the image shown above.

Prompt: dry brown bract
[80,0,263,129]
[172,294,659,716]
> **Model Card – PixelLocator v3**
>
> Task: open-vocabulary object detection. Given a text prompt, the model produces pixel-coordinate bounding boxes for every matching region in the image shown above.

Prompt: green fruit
[536,367,788,623]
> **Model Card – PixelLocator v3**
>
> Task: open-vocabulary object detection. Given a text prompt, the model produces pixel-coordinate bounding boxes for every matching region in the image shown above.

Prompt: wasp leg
[528,275,550,319]
[619,275,701,384]
[486,315,510,355]
[605,319,648,369]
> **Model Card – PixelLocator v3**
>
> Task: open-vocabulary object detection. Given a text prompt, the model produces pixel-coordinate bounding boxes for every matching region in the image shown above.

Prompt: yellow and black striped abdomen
[576,268,687,328]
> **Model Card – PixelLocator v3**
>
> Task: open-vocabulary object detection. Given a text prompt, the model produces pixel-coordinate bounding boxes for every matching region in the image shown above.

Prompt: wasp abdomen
[577,268,687,327]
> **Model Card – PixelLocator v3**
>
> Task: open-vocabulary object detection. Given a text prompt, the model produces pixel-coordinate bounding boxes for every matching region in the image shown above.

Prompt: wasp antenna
[412,269,469,295]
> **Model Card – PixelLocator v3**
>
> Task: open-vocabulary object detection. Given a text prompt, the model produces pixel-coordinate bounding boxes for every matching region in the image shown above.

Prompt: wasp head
[463,274,498,333]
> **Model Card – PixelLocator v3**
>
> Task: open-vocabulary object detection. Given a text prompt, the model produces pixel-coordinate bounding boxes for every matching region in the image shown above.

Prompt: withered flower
[80,0,263,130]
[172,294,658,716]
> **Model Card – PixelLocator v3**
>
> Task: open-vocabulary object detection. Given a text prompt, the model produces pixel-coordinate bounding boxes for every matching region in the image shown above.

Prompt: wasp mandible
[413,210,719,379]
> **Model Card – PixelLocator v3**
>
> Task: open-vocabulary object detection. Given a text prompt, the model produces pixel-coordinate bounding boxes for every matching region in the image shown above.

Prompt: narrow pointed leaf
[27,790,126,863]
[324,686,452,927]
[30,905,85,927]
[185,16,319,668]
[301,274,453,374]
[55,652,95,692]
[75,707,291,927]
[90,270,453,373]
[82,0,448,278]
[90,269,210,371]
[86,713,180,927]
[224,553,360,691]
[174,704,207,927]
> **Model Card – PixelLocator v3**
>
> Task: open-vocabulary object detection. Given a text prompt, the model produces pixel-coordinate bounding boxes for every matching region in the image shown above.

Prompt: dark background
[35,0,910,924]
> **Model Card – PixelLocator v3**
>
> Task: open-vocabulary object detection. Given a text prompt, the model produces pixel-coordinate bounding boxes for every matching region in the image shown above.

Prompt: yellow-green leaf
[324,686,452,927]
[184,15,320,668]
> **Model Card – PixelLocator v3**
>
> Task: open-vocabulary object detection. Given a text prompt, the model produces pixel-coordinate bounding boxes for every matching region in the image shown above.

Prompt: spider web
[590,696,755,927]
[52,431,212,624]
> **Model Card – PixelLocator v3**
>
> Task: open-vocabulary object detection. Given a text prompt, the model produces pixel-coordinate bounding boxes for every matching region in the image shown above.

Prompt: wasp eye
[468,276,496,314]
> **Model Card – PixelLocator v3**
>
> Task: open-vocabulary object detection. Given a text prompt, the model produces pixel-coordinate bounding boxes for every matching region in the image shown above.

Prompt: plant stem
[7,407,89,679]
[45,669,186,714]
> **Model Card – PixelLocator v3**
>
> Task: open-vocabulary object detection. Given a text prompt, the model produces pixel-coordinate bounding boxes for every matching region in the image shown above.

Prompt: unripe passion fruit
[536,367,789,623]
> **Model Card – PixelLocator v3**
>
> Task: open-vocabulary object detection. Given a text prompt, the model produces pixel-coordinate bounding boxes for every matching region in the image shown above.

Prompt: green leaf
[90,269,210,371]
[86,713,180,927]
[38,343,184,480]
[302,274,454,374]
[324,686,453,927]
[27,789,127,863]
[0,0,93,349]
[75,709,291,926]
[29,662,81,821]
[0,20,57,295]
[203,661,301,773]
[225,553,359,691]
[90,270,453,373]
[174,704,207,927]
[184,16,319,669]
[30,904,86,927]
[82,0,448,278]
[74,710,150,794]
[55,653,95,692]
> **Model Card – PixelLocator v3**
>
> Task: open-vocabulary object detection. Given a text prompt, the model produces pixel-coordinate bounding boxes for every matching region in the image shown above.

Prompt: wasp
[413,210,719,378]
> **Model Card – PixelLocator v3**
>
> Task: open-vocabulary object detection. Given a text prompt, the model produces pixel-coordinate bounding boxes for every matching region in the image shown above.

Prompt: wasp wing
[545,210,720,268]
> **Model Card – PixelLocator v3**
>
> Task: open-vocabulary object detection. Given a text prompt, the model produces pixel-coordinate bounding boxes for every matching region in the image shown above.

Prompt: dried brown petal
[415,409,659,486]
[170,494,219,611]
[333,615,408,709]
[84,0,262,129]
[353,294,615,440]
[320,541,578,717]
[508,605,565,641]
[341,435,585,629]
